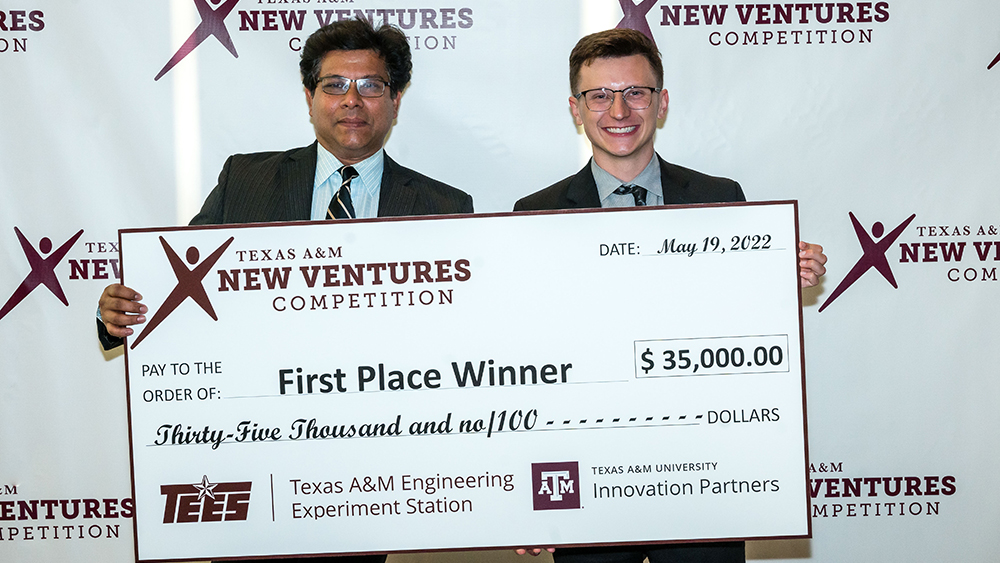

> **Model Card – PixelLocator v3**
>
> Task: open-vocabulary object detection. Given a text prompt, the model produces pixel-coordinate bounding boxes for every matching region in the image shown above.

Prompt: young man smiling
[513,28,826,563]
[515,28,825,287]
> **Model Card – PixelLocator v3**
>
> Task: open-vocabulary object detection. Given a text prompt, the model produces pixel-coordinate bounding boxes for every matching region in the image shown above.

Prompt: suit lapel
[659,155,692,205]
[377,153,417,217]
[566,163,603,209]
[276,143,317,221]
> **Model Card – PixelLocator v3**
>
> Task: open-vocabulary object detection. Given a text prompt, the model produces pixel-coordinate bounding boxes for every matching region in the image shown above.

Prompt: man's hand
[799,241,827,288]
[98,284,147,338]
[515,548,555,556]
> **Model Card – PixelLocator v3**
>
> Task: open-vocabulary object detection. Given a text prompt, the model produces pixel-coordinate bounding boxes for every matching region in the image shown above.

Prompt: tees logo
[155,0,241,81]
[161,475,252,523]
[0,227,84,322]
[130,236,235,348]
[819,212,916,312]
[531,462,581,510]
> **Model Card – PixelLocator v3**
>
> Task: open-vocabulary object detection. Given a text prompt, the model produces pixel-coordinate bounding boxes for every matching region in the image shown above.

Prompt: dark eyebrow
[317,74,387,81]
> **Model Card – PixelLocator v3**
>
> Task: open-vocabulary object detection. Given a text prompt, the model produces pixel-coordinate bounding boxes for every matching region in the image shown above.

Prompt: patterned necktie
[614,184,648,207]
[327,165,359,219]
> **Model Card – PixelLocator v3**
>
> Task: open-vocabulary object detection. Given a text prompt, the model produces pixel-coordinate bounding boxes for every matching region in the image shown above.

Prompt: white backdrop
[2,0,999,561]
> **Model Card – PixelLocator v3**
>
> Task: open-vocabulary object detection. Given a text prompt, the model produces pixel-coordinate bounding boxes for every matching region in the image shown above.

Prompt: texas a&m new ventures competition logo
[130,236,235,349]
[0,227,83,322]
[532,462,581,510]
[161,475,251,524]
[154,0,476,81]
[819,211,1000,311]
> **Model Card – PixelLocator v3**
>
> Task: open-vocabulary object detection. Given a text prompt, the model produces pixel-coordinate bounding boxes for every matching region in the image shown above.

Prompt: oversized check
[120,202,810,562]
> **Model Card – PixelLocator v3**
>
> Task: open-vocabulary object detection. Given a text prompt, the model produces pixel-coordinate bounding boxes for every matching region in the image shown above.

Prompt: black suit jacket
[513,155,747,563]
[99,143,472,350]
[513,155,745,211]
[191,143,472,224]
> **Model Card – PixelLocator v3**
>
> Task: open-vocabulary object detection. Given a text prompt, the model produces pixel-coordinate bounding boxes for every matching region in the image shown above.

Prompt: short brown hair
[569,28,663,93]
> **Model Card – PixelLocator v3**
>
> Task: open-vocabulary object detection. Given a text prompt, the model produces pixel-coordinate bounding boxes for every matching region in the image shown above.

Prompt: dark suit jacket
[512,155,747,563]
[191,143,472,224]
[513,155,745,211]
[99,143,472,350]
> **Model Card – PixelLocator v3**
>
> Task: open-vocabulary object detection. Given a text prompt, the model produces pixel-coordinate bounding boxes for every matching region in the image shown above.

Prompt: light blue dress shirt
[310,144,385,220]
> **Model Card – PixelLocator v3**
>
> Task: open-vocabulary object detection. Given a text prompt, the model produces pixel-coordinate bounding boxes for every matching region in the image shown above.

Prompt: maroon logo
[0,227,84,322]
[819,212,917,312]
[155,0,241,81]
[130,236,235,348]
[531,462,581,510]
[990,51,1000,70]
[616,0,657,43]
[161,475,251,523]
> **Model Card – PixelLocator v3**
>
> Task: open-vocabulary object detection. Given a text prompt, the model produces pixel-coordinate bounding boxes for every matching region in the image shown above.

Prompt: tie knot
[328,166,359,220]
[339,165,359,185]
[614,184,648,207]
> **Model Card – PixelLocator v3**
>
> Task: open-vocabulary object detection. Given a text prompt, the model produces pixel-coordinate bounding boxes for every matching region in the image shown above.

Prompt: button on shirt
[310,144,384,220]
[592,155,663,208]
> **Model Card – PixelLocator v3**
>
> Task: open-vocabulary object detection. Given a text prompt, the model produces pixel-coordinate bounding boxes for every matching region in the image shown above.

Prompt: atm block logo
[161,475,251,523]
[531,462,581,510]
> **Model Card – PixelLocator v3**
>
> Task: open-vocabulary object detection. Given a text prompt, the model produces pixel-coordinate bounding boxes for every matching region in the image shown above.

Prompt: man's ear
[391,90,402,120]
[305,87,315,120]
[569,95,583,126]
[656,88,669,120]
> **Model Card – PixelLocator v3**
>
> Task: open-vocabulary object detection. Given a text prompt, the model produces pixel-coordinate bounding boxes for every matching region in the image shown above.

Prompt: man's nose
[609,92,630,119]
[341,83,363,107]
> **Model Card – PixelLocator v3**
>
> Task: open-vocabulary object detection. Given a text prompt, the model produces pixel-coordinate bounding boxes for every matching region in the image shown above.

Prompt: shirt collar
[591,154,663,202]
[314,143,384,199]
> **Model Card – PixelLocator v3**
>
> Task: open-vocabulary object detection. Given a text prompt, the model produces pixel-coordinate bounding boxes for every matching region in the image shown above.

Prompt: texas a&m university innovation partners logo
[532,462,581,510]
[161,475,252,524]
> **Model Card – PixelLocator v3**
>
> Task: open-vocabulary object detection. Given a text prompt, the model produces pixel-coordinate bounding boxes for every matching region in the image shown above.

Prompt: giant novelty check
[121,202,810,562]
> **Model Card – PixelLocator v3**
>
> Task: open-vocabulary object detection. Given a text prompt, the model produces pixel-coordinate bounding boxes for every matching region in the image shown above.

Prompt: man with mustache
[96,19,472,563]
[99,19,472,353]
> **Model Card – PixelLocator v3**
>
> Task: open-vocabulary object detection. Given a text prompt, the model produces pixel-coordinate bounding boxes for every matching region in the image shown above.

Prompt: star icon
[193,475,218,501]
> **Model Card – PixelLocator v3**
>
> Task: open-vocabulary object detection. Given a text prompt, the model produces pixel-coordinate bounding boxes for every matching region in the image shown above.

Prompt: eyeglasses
[574,86,660,111]
[317,76,391,98]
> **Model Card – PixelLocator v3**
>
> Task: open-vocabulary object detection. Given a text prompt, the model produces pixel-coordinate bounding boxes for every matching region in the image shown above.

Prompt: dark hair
[569,28,664,93]
[300,18,412,98]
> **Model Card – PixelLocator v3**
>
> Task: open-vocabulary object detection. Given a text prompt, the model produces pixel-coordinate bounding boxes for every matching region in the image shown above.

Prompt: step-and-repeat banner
[2,1,998,561]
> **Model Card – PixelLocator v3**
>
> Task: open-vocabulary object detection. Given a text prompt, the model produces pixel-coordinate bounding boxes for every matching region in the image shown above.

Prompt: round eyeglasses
[318,76,391,98]
[574,86,661,111]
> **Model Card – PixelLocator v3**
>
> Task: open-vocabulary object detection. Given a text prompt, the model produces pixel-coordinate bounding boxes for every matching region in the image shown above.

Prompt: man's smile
[604,125,638,134]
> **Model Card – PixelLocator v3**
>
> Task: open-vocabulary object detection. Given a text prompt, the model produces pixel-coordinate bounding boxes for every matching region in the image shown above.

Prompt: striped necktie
[327,165,359,219]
